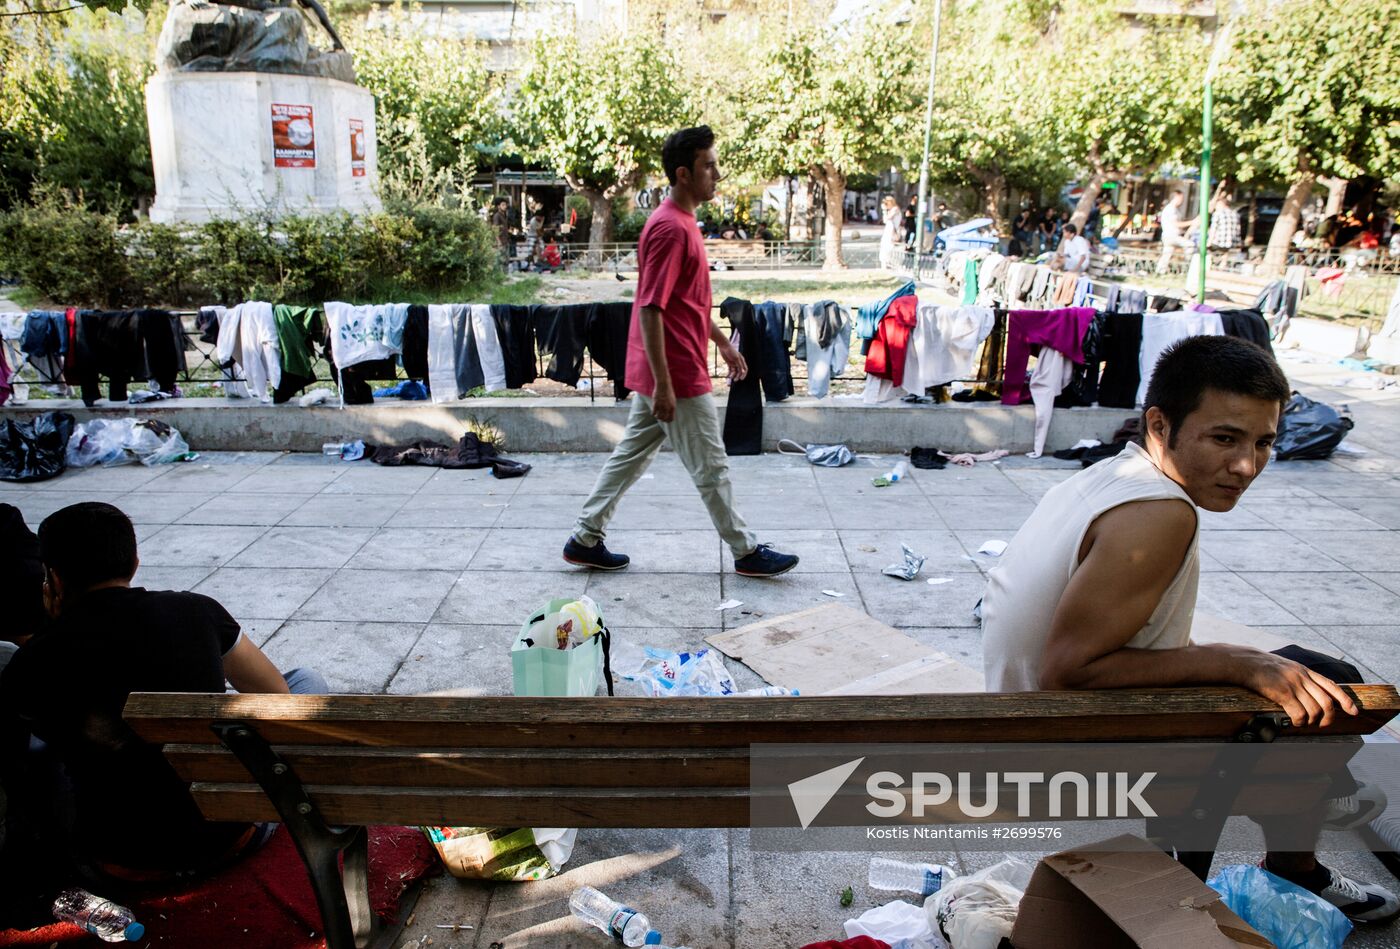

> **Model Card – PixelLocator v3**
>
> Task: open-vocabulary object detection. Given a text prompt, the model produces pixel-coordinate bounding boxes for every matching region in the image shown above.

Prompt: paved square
[6,363,1399,946]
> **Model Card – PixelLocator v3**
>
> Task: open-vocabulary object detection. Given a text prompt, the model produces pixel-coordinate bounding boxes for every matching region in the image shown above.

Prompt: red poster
[271,103,315,168]
[349,118,366,178]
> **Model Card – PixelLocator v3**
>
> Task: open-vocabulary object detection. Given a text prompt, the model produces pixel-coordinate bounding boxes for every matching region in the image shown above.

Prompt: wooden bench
[124,687,1400,949]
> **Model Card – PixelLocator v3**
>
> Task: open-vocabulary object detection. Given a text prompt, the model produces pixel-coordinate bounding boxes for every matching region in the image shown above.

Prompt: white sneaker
[1323,782,1388,831]
[1316,866,1400,924]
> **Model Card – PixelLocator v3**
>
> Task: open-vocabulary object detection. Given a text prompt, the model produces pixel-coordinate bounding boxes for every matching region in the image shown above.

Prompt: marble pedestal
[147,71,382,224]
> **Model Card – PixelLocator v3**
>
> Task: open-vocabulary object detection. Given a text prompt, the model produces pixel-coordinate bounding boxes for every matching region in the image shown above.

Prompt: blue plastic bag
[1208,865,1351,949]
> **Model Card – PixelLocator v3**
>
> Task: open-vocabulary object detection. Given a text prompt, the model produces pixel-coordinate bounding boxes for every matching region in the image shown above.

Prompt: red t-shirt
[624,198,713,398]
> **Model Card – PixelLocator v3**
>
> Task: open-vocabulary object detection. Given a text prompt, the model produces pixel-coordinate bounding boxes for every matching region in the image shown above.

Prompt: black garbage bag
[1275,393,1353,461]
[0,412,75,482]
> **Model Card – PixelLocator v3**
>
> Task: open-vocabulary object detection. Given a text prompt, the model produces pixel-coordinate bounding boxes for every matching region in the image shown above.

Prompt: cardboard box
[1010,834,1270,948]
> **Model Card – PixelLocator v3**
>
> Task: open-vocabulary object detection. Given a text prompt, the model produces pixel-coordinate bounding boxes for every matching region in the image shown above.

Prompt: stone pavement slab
[6,369,1400,947]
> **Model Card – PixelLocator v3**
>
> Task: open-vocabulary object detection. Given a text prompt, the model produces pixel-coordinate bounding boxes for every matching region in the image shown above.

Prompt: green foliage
[1,4,158,217]
[729,23,921,183]
[0,198,500,307]
[1214,0,1400,184]
[344,6,503,206]
[512,32,693,217]
[0,190,125,305]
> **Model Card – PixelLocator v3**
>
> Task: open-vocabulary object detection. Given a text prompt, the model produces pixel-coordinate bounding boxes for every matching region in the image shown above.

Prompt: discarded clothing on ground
[368,432,531,478]
[909,446,948,469]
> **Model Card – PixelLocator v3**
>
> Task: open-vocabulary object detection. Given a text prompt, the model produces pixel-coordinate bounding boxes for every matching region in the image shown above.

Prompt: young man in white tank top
[982,334,1399,923]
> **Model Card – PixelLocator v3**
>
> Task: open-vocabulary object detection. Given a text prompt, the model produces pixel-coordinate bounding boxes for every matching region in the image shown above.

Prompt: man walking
[562,126,798,577]
[1155,189,1194,274]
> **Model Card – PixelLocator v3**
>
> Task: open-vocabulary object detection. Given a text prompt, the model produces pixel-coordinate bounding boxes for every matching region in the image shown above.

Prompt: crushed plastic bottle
[52,888,144,943]
[569,886,655,946]
[868,856,954,897]
[873,460,908,487]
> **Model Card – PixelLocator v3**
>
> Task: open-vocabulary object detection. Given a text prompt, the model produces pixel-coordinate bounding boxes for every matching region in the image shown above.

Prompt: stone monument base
[148,71,381,224]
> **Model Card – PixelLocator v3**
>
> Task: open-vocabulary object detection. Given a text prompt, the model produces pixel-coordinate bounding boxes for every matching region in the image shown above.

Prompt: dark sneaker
[1314,866,1400,923]
[733,544,799,578]
[1268,860,1400,924]
[562,536,629,570]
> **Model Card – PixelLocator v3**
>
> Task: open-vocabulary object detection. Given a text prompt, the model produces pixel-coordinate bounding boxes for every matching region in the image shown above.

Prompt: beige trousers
[573,392,757,557]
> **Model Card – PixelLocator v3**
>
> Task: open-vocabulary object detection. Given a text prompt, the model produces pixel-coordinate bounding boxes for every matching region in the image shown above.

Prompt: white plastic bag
[613,643,738,697]
[66,419,192,468]
[927,858,1033,949]
[845,900,946,949]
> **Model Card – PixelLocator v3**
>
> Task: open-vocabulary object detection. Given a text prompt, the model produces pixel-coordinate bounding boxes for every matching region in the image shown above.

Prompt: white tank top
[981,442,1200,692]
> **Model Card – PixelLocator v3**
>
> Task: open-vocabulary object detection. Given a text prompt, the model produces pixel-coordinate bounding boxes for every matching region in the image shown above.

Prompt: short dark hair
[39,502,137,594]
[1063,223,1078,236]
[1144,335,1289,448]
[661,126,715,186]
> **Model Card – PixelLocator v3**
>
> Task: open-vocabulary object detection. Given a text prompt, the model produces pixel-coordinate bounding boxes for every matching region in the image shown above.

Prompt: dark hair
[661,126,715,186]
[1144,336,1289,448]
[1063,223,1078,236]
[39,502,137,594]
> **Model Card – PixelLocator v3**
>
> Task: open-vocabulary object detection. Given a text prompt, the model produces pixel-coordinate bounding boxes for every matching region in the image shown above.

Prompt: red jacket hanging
[863,295,917,388]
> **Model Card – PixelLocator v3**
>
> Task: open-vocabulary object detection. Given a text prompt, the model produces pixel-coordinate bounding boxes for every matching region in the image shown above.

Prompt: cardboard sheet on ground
[1011,834,1269,948]
[704,604,983,694]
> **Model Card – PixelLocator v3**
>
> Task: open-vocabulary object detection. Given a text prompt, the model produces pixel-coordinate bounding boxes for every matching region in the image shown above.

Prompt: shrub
[0,191,127,305]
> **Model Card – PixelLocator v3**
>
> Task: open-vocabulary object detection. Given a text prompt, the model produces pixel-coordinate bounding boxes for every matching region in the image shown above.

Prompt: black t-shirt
[0,587,245,870]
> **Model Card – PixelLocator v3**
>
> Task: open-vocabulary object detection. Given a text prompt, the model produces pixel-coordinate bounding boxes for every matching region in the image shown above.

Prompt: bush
[0,192,127,305]
[0,197,501,307]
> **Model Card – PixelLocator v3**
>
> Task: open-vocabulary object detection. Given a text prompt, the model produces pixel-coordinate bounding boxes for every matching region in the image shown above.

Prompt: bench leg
[212,721,374,949]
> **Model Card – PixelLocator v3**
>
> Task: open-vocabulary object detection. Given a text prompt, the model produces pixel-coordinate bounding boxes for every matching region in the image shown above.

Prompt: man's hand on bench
[1218,644,1360,728]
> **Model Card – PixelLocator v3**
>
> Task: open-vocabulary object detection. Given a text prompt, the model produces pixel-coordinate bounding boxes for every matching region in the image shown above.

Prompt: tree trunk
[1322,176,1347,216]
[1068,142,1107,230]
[816,164,847,271]
[585,190,614,249]
[1263,156,1315,275]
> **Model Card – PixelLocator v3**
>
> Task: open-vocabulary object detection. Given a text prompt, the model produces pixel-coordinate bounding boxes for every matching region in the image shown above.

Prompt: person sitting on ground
[0,502,328,883]
[980,336,1399,924]
[1052,223,1092,274]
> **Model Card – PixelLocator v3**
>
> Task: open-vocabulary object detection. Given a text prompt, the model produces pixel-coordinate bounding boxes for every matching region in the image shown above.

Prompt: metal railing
[552,239,831,273]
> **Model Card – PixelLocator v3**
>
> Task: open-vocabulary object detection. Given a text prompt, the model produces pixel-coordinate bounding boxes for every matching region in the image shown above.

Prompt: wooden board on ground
[705,604,983,694]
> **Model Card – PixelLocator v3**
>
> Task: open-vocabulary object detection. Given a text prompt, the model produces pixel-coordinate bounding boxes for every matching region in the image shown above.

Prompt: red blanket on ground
[0,826,439,948]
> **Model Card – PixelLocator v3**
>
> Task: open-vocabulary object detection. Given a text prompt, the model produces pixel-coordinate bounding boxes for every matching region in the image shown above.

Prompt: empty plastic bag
[1208,865,1351,949]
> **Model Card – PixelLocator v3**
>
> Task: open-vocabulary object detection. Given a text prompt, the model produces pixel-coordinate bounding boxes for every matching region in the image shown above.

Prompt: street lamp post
[914,0,944,257]
[1197,21,1233,303]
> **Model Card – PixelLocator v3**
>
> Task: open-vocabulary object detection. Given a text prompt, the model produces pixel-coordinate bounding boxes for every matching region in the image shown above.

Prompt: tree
[511,33,693,251]
[1045,5,1203,229]
[921,0,1068,230]
[1214,0,1400,272]
[730,21,920,269]
[1,3,158,216]
[343,6,504,206]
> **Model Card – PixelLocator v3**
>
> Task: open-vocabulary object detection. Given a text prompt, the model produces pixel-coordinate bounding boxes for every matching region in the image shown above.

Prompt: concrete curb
[1,397,1140,454]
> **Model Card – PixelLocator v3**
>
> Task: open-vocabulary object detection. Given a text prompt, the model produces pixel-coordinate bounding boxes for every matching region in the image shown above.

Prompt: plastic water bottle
[868,857,953,897]
[52,888,145,943]
[873,460,908,487]
[322,442,347,456]
[569,886,657,946]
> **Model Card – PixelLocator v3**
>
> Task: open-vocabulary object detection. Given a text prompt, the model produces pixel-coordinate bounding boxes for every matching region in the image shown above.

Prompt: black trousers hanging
[1097,312,1144,409]
[720,298,762,455]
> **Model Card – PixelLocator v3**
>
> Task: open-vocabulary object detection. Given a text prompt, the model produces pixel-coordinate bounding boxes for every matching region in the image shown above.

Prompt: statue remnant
[156,0,355,84]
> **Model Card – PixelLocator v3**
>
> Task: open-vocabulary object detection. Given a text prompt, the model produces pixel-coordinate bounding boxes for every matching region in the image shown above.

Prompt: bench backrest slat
[123,687,1400,747]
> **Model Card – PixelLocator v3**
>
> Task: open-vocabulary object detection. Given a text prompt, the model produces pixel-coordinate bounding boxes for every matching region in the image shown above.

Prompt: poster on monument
[349,118,366,178]
[271,103,316,168]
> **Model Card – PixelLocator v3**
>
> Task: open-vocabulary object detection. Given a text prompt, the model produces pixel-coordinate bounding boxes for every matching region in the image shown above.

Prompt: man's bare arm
[223,634,291,694]
[1039,500,1357,727]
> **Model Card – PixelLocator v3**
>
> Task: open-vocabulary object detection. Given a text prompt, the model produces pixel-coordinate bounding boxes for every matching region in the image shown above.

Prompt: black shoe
[562,536,629,570]
[733,544,799,578]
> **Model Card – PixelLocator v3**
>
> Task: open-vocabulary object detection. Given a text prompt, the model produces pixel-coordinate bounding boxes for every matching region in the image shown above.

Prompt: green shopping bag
[510,596,614,697]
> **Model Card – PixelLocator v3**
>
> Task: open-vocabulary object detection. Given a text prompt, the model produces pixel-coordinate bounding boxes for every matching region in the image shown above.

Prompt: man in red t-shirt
[563,126,798,577]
